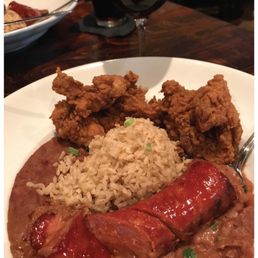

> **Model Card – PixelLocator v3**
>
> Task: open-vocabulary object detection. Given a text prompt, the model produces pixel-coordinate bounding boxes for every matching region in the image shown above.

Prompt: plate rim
[4,56,254,257]
[4,56,254,101]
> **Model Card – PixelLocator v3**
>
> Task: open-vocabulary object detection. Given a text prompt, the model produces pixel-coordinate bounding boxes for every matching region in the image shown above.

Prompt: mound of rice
[28,118,185,212]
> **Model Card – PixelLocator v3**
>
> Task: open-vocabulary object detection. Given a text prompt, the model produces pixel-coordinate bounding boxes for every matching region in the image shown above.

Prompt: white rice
[27,118,185,212]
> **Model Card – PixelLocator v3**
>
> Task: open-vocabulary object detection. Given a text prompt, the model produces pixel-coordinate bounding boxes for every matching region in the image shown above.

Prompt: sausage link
[86,209,177,258]
[132,160,237,240]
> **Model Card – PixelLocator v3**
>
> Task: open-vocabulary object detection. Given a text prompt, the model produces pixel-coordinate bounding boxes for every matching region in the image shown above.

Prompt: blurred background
[171,0,254,33]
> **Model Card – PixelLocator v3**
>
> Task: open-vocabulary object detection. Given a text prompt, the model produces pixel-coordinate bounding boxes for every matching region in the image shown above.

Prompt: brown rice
[27,118,185,213]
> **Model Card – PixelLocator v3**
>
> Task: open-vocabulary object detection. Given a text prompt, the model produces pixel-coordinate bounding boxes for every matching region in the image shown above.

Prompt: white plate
[4,57,254,257]
[4,0,78,53]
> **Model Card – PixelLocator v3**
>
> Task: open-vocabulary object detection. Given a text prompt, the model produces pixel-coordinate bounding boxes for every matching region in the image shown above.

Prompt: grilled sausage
[30,211,111,258]
[30,159,237,258]
[86,209,177,258]
[132,160,237,240]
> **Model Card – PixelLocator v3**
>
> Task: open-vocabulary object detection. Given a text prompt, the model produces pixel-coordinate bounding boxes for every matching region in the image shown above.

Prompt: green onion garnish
[210,220,218,231]
[124,117,134,127]
[145,143,153,152]
[183,248,197,258]
[67,147,79,156]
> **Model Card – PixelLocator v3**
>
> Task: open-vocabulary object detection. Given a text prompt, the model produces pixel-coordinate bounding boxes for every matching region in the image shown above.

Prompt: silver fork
[230,132,254,192]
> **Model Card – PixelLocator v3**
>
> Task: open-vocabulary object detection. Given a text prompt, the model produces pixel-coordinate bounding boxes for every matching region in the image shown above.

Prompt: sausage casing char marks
[28,160,237,258]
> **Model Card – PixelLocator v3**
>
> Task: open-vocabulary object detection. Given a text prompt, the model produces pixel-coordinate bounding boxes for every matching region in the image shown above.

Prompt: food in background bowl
[4,1,48,33]
[4,0,77,53]
[4,8,26,32]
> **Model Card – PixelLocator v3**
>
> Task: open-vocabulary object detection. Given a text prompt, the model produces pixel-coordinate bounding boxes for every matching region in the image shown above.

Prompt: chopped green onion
[183,248,197,258]
[243,185,248,193]
[145,143,153,152]
[67,147,79,156]
[124,117,134,127]
[210,220,218,231]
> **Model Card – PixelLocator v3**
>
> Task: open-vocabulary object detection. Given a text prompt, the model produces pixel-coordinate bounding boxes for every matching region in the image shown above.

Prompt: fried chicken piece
[51,70,161,146]
[51,100,106,145]
[161,75,242,164]
[51,69,134,145]
[118,85,162,122]
[52,68,130,119]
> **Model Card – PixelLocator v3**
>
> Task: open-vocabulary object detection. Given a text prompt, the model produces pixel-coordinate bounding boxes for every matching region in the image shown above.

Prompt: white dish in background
[4,57,254,257]
[4,0,78,53]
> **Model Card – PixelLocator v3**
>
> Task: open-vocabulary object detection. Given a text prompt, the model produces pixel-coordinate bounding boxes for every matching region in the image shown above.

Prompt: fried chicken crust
[51,69,242,164]
[51,69,160,146]
[161,75,242,164]
[52,68,130,119]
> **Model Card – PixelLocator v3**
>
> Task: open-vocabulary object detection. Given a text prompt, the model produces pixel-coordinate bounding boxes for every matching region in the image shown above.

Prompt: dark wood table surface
[4,0,254,97]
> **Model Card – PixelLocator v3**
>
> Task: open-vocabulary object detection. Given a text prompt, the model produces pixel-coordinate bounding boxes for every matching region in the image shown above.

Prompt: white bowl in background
[4,0,78,53]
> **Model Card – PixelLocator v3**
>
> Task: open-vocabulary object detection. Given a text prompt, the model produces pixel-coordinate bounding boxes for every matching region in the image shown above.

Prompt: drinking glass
[91,0,127,28]
[112,0,167,55]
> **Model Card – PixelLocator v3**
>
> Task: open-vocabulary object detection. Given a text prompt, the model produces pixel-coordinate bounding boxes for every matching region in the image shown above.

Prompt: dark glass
[111,0,167,55]
[112,0,166,18]
[91,0,127,27]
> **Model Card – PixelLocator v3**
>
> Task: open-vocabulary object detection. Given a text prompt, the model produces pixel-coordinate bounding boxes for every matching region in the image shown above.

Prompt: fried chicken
[51,99,106,145]
[161,75,242,164]
[52,68,130,119]
[51,69,161,146]
[51,69,242,164]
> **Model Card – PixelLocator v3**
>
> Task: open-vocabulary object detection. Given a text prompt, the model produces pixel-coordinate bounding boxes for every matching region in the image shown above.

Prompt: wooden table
[4,0,254,97]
